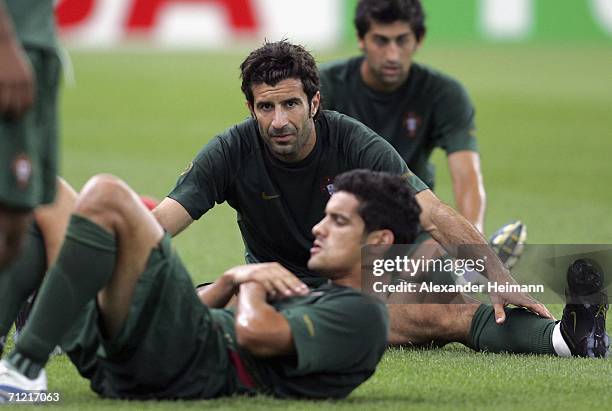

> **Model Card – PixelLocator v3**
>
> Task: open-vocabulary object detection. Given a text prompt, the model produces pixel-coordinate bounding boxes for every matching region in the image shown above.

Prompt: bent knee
[74,175,133,223]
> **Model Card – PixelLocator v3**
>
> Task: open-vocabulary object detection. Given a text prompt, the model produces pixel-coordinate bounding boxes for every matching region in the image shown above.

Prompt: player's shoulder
[319,110,379,141]
[315,283,387,316]
[319,110,398,163]
[215,117,259,148]
[197,117,261,161]
[412,63,469,95]
[322,284,389,332]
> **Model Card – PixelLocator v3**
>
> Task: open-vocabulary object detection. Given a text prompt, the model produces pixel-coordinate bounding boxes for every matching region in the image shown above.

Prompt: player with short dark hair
[0,170,420,399]
[354,0,426,41]
[320,0,485,232]
[0,0,61,270]
[332,170,421,245]
[240,41,320,120]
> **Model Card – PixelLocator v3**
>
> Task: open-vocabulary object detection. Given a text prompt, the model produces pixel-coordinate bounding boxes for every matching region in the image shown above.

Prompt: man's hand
[488,273,555,323]
[225,262,309,299]
[0,38,35,119]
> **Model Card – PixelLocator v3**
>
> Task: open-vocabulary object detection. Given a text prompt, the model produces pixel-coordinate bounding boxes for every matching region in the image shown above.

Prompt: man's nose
[271,107,289,129]
[385,42,400,62]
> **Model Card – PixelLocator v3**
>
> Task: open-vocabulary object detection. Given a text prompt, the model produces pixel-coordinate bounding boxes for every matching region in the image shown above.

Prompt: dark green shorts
[62,235,237,399]
[0,47,60,209]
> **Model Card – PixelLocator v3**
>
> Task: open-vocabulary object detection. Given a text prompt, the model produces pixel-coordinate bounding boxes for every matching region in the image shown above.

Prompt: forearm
[236,282,277,330]
[423,193,507,280]
[152,197,193,237]
[448,151,486,233]
[235,282,293,357]
[453,182,486,233]
[197,272,237,308]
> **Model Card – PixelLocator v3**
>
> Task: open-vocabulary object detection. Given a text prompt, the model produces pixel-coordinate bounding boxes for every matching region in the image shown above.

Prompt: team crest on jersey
[12,153,32,190]
[403,112,421,138]
[320,176,335,196]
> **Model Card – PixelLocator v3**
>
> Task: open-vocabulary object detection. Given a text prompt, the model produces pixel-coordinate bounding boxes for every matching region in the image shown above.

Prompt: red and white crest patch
[403,112,421,138]
[12,153,32,190]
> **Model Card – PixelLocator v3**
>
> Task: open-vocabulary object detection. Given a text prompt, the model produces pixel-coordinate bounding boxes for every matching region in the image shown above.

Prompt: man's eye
[334,216,346,225]
[396,35,411,47]
[259,104,273,111]
[374,37,388,47]
[286,101,298,108]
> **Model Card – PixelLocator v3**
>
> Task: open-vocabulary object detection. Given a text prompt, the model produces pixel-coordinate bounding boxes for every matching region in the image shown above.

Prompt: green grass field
[4,44,612,409]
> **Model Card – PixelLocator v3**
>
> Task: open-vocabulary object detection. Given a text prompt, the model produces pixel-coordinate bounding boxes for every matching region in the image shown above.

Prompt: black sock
[8,215,116,378]
[0,223,47,350]
[469,304,556,355]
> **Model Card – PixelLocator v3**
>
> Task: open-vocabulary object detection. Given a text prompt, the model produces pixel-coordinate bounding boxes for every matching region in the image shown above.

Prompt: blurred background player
[0,0,60,271]
[319,0,525,266]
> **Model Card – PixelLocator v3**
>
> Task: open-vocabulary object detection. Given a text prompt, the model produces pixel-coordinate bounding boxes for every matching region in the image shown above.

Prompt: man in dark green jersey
[0,170,412,400]
[153,40,550,335]
[319,0,485,233]
[0,0,60,270]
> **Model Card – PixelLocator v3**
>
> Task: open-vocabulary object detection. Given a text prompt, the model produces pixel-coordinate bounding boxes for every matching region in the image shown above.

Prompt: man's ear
[246,101,255,119]
[415,33,425,52]
[358,34,365,52]
[310,91,321,117]
[366,229,395,246]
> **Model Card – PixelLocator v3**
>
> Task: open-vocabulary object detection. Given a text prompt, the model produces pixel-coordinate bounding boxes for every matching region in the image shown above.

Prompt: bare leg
[388,300,479,347]
[34,178,77,266]
[72,175,163,339]
[386,237,480,347]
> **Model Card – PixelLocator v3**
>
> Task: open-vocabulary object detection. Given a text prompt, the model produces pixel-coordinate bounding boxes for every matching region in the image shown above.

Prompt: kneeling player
[0,170,421,400]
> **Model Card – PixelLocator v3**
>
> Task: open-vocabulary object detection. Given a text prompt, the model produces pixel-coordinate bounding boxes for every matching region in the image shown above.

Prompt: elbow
[235,320,275,357]
[235,317,285,358]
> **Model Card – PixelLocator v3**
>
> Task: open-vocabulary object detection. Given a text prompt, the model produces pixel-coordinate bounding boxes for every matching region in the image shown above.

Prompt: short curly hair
[240,40,320,118]
[354,0,426,41]
[333,170,421,244]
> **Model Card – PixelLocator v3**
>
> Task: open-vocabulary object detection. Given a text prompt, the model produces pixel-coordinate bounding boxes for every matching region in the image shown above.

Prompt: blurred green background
[59,44,612,282]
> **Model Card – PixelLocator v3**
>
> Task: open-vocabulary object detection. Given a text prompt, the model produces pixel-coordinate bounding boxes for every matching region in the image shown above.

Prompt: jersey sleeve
[280,294,388,375]
[432,79,478,155]
[167,136,235,220]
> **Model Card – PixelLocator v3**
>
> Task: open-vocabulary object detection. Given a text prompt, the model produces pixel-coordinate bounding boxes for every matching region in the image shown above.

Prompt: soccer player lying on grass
[0,170,416,400]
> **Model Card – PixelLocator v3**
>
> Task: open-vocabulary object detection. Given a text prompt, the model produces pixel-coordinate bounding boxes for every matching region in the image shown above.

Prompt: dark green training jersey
[211,282,389,399]
[319,57,477,190]
[169,110,428,284]
[4,0,56,50]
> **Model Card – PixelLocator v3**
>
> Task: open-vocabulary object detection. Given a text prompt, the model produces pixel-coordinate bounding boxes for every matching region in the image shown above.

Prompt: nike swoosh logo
[261,192,280,200]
